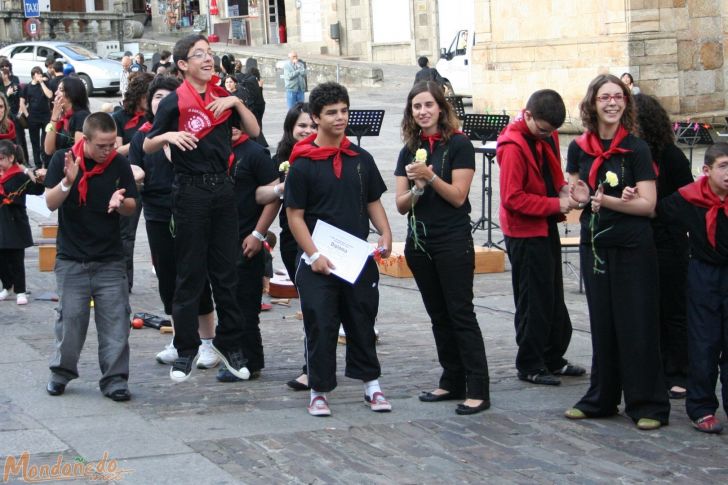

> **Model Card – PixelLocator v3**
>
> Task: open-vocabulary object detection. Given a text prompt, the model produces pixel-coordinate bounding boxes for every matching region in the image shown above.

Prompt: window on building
[227,0,249,16]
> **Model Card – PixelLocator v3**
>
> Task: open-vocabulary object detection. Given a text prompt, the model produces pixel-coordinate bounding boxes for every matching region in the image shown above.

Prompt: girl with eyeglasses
[564,74,670,430]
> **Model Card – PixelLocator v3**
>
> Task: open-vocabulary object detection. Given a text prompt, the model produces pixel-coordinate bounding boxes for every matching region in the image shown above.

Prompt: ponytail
[0,140,26,167]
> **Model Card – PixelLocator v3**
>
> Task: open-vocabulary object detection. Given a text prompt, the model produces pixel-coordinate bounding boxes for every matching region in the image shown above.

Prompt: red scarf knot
[138,121,153,134]
[574,125,632,190]
[71,139,118,206]
[289,133,358,179]
[177,77,232,141]
[56,109,74,133]
[0,163,23,197]
[124,111,147,130]
[678,176,728,248]
[0,119,17,141]
[228,133,251,172]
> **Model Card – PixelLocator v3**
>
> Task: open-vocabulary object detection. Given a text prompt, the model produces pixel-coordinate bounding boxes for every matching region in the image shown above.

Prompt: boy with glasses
[143,34,260,383]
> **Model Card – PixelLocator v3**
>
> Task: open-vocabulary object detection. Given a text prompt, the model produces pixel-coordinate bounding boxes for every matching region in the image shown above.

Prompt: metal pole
[207,1,212,37]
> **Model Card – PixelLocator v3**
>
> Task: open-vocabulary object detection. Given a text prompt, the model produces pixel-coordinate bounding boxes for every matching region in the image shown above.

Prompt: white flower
[605,171,618,187]
[279,160,290,173]
[414,149,427,163]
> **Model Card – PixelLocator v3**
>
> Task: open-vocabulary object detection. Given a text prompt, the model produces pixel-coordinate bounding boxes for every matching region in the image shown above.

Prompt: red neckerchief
[574,125,631,190]
[289,133,358,179]
[678,176,728,248]
[419,130,465,152]
[228,133,251,172]
[56,109,74,133]
[0,163,23,197]
[71,138,118,206]
[0,120,17,141]
[124,111,146,130]
[177,77,232,140]
[138,121,153,134]
[497,117,565,193]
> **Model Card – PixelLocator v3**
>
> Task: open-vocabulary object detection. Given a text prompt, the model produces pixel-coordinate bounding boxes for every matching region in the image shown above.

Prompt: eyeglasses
[187,49,214,61]
[90,142,116,153]
[596,93,625,103]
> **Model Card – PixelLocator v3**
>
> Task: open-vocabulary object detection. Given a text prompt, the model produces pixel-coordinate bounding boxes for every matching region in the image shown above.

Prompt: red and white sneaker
[307,396,331,417]
[365,391,392,412]
[692,415,723,434]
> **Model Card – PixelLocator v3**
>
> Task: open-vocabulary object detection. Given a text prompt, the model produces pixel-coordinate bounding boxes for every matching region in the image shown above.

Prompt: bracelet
[307,251,321,264]
[273,184,284,199]
[410,186,425,197]
[59,180,70,192]
[577,201,586,209]
[252,230,266,242]
[51,118,59,123]
[427,173,438,185]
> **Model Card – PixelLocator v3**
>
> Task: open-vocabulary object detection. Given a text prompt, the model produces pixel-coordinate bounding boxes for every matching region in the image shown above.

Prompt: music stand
[446,96,466,120]
[346,110,385,146]
[674,121,713,166]
[462,114,510,249]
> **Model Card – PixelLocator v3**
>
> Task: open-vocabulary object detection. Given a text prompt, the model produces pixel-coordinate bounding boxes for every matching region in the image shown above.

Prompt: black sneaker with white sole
[170,354,198,383]
[211,343,250,380]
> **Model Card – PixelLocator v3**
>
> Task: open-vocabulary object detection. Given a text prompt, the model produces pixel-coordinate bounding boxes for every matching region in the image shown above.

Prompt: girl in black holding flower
[394,81,490,415]
[565,74,670,430]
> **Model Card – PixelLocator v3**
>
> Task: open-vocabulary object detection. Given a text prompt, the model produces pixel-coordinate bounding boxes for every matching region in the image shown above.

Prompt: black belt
[175,173,230,186]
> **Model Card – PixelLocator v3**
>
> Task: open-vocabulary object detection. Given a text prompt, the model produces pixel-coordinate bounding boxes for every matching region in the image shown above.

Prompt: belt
[175,173,230,186]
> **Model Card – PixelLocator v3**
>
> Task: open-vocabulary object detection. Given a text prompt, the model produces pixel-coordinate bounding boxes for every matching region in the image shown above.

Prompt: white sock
[364,379,381,399]
[310,390,326,405]
[201,338,212,346]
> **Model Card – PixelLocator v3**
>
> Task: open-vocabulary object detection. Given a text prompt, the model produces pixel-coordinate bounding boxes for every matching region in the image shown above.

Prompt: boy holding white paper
[285,82,393,417]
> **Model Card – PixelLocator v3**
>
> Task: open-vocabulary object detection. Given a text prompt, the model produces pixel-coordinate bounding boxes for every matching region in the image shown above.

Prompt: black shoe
[106,389,131,402]
[552,363,586,377]
[455,400,491,415]
[46,381,65,396]
[286,374,310,391]
[518,370,561,386]
[211,344,250,380]
[419,390,466,402]
[170,354,198,383]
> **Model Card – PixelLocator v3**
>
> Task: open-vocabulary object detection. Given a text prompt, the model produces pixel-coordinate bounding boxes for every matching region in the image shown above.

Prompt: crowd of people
[0,36,726,432]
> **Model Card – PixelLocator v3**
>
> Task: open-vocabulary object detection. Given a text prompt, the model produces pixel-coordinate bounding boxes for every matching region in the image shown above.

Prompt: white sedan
[0,41,123,95]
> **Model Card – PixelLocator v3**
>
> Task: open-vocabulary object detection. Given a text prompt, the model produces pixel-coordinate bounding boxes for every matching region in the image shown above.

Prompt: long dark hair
[579,74,635,134]
[61,76,89,113]
[401,81,460,152]
[0,139,26,166]
[275,102,311,162]
[633,93,674,160]
[123,72,154,114]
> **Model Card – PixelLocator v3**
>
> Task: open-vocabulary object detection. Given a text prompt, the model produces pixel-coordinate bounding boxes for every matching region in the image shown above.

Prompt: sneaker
[308,395,331,417]
[197,341,220,369]
[636,418,662,431]
[564,408,587,419]
[693,415,723,434]
[518,370,561,386]
[16,293,28,305]
[552,363,586,377]
[216,367,242,382]
[211,343,250,380]
[155,341,178,365]
[365,391,392,412]
[169,354,198,383]
[0,288,10,301]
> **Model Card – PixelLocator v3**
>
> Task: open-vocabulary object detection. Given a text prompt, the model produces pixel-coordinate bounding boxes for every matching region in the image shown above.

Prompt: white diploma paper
[303,220,372,284]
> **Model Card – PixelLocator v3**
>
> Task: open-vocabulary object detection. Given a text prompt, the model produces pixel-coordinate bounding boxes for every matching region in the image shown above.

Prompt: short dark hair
[82,112,117,139]
[173,34,208,63]
[45,56,55,67]
[145,75,181,121]
[160,50,172,60]
[525,89,566,128]
[52,61,64,72]
[30,66,43,76]
[309,82,349,117]
[704,142,728,167]
[0,139,26,166]
[417,56,429,68]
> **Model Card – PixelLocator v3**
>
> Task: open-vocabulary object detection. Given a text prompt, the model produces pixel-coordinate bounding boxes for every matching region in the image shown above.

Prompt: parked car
[0,41,123,95]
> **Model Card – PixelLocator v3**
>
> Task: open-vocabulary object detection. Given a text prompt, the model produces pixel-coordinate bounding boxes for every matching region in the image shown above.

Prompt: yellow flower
[605,171,618,187]
[279,160,290,173]
[414,148,427,163]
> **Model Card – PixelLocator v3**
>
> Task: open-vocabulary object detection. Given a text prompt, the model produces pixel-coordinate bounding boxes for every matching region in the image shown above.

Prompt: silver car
[0,41,123,95]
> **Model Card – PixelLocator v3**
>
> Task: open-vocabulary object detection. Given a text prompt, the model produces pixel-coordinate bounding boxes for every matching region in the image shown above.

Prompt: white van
[435,29,473,97]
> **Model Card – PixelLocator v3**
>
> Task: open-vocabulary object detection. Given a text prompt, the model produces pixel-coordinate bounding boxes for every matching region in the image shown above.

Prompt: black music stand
[446,96,466,120]
[674,121,713,166]
[346,110,385,146]
[462,114,510,249]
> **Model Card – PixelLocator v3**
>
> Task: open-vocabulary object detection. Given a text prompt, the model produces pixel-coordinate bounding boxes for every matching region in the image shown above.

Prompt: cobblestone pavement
[0,54,724,484]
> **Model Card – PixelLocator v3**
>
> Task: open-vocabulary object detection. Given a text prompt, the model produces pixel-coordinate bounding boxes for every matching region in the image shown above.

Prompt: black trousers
[505,223,572,374]
[236,249,266,372]
[26,120,47,169]
[119,198,142,291]
[280,226,307,375]
[296,257,381,393]
[685,259,728,421]
[655,233,689,389]
[0,248,25,293]
[145,220,213,316]
[405,235,490,401]
[10,114,29,165]
[575,238,670,424]
[171,179,245,357]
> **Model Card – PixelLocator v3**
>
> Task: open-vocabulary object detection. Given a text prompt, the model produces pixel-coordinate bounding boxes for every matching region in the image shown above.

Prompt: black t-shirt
[53,110,90,151]
[285,143,386,240]
[394,133,475,241]
[566,134,656,247]
[146,90,242,175]
[47,75,63,98]
[232,139,276,239]
[21,83,51,123]
[128,130,173,222]
[112,110,147,146]
[652,143,693,246]
[45,149,138,262]
[657,191,728,265]
[0,171,45,249]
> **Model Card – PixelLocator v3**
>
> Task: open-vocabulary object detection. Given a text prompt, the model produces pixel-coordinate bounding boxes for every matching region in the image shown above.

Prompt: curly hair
[633,93,674,160]
[401,81,460,152]
[275,102,312,162]
[145,75,181,121]
[308,82,349,117]
[123,72,155,114]
[579,74,635,134]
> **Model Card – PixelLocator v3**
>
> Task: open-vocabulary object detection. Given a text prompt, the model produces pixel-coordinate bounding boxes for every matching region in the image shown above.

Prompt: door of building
[51,0,85,12]
[267,0,278,44]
